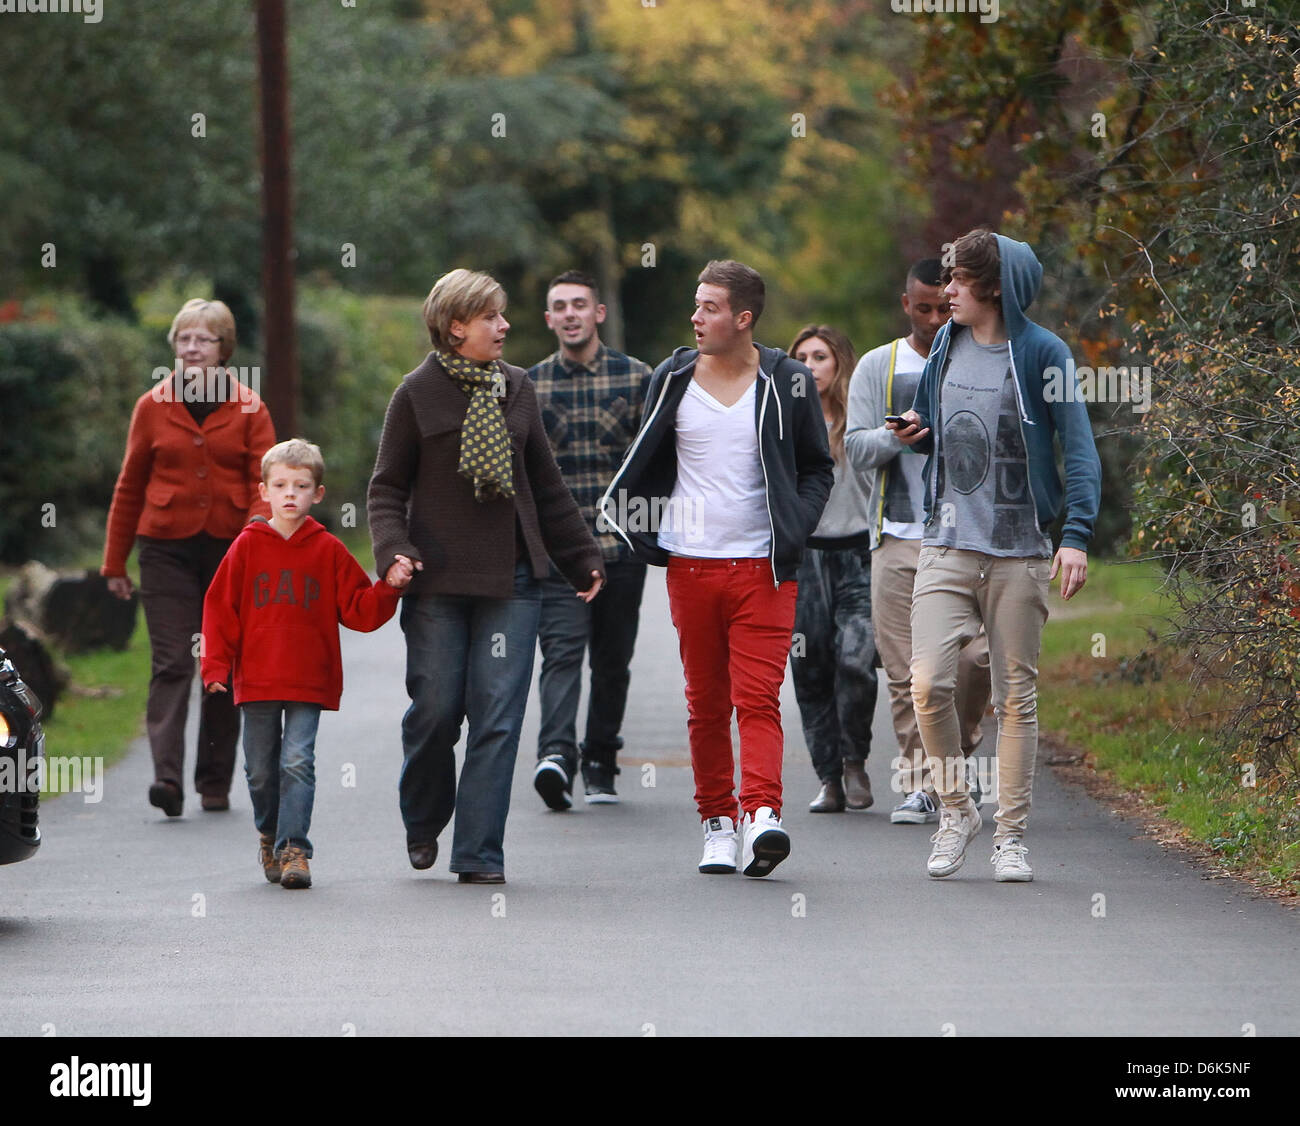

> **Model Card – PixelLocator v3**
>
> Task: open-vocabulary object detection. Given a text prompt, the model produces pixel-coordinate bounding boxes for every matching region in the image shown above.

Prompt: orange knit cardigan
[101,375,277,577]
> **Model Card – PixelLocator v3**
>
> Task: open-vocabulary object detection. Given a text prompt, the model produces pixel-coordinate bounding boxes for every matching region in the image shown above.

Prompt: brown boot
[279,845,311,889]
[258,834,281,884]
[808,778,846,812]
[842,760,874,810]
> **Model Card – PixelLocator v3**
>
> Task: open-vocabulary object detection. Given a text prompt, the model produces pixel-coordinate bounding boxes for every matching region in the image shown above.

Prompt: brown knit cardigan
[368,352,604,599]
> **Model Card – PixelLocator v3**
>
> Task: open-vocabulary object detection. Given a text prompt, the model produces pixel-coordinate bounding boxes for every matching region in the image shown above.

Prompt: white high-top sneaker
[698,815,738,874]
[740,806,790,878]
[927,802,982,878]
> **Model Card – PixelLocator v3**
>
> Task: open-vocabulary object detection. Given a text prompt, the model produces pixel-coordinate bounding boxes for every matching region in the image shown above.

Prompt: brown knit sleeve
[367,380,423,580]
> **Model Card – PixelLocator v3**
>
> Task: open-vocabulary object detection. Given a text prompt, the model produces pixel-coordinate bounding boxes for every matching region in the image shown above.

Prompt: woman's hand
[576,570,604,603]
[107,575,134,600]
[204,681,227,695]
[886,410,930,446]
[386,553,421,590]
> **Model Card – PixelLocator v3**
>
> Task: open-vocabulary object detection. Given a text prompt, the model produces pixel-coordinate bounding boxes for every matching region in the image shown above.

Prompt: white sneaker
[891,790,939,824]
[698,816,738,874]
[740,806,790,878]
[992,838,1033,882]
[926,802,982,878]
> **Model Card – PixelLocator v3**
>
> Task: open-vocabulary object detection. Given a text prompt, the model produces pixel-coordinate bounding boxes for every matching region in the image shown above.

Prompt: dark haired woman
[788,325,879,813]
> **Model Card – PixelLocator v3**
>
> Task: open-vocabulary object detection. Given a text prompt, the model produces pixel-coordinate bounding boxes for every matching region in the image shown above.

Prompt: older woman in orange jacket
[102,299,275,817]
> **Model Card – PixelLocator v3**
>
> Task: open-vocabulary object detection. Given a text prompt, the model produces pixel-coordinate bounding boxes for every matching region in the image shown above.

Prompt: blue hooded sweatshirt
[908,235,1102,552]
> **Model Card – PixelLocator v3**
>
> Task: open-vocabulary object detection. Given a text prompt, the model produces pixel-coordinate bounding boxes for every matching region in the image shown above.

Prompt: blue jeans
[241,701,322,857]
[398,562,541,873]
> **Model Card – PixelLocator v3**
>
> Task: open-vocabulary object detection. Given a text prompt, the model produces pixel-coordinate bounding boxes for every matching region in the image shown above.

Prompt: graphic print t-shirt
[925,330,1051,558]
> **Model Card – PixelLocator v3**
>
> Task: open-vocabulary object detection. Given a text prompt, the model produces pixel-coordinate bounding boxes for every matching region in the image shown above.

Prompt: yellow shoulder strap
[876,339,901,536]
[885,338,899,412]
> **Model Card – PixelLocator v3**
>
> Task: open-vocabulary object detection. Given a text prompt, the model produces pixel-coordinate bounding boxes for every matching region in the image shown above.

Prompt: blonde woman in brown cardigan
[368,269,603,883]
[102,299,275,817]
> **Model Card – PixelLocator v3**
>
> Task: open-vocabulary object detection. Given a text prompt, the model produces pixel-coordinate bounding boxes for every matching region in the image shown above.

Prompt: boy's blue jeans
[398,562,541,874]
[241,701,322,857]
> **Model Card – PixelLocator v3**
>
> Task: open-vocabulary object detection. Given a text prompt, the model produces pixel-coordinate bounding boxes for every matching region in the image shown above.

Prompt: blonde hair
[167,298,237,363]
[261,438,325,487]
[422,268,506,351]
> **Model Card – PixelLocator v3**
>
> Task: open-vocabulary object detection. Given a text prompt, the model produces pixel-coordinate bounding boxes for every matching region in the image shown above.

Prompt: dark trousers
[535,557,646,771]
[137,534,240,798]
[790,544,878,783]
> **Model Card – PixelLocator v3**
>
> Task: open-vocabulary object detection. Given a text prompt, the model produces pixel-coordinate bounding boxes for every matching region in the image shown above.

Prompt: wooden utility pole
[576,0,624,352]
[255,0,298,436]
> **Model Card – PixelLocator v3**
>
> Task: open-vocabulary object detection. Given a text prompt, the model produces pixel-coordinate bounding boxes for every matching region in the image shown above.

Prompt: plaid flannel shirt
[529,342,653,562]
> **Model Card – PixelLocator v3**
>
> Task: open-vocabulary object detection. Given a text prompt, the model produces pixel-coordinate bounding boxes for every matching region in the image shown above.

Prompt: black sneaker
[533,754,573,811]
[581,760,619,805]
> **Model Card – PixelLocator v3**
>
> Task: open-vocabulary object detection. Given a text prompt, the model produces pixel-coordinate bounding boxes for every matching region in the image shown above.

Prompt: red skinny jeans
[665,556,797,820]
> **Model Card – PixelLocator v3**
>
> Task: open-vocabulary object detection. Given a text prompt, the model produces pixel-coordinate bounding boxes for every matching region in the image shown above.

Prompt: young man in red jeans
[600,260,833,876]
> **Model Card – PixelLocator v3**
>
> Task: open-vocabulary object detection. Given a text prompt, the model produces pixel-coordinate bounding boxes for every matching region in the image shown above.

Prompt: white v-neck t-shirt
[658,377,771,558]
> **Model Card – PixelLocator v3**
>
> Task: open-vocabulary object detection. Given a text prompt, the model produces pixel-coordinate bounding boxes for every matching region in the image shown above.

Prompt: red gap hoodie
[201,516,400,709]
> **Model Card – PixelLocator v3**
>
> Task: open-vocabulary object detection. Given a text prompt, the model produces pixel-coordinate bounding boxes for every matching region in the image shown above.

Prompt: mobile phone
[884,414,913,428]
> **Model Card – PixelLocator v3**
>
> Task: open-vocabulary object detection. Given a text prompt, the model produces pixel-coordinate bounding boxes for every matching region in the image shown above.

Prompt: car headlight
[0,710,14,750]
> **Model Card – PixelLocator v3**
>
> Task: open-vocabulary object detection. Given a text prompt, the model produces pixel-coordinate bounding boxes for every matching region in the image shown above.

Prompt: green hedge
[0,305,149,564]
[294,287,427,530]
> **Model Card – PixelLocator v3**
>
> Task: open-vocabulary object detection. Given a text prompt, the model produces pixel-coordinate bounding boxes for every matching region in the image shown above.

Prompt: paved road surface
[3,570,1296,1036]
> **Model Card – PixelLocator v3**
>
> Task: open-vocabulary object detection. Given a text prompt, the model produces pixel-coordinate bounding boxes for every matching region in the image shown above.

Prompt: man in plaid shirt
[529,270,653,808]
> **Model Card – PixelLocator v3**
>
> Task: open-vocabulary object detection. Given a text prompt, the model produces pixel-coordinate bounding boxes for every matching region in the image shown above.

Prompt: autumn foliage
[894,2,1300,789]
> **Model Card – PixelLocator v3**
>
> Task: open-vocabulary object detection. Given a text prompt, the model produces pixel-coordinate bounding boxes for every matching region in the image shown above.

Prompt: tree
[893,0,1300,784]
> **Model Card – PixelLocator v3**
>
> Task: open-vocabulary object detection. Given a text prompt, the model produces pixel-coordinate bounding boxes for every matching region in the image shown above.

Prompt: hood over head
[996,234,1043,339]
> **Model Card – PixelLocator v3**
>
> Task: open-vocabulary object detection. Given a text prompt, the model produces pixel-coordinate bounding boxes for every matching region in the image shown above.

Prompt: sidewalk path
[3,570,1296,1035]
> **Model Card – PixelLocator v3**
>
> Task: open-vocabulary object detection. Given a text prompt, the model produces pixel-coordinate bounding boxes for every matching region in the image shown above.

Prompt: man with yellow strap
[845,259,991,824]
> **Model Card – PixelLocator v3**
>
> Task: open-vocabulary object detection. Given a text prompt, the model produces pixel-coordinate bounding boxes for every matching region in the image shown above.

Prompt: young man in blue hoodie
[599,260,834,877]
[892,229,1101,883]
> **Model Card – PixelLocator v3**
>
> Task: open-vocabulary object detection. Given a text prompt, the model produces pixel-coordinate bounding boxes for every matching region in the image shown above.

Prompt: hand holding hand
[386,554,421,590]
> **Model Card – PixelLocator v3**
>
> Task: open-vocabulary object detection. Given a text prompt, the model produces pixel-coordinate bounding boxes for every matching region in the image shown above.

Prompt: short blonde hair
[261,438,325,487]
[168,298,237,363]
[422,269,506,351]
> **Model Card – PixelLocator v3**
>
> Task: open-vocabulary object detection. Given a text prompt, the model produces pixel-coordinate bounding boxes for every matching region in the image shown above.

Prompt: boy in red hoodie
[201,439,417,889]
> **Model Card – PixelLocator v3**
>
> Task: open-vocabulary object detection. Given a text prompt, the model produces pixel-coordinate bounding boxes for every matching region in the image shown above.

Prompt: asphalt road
[3,569,1297,1036]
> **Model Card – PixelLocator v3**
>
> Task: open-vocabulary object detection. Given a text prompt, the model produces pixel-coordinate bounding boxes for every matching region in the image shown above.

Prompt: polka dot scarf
[435,348,516,503]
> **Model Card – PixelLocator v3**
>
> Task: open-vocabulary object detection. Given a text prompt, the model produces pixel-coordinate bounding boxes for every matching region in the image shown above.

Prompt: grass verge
[1038,559,1299,897]
[0,532,377,804]
[1,566,150,801]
